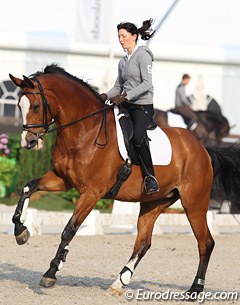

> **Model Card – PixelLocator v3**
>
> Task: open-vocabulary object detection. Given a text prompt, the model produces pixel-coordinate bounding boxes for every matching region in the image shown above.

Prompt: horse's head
[9,74,56,150]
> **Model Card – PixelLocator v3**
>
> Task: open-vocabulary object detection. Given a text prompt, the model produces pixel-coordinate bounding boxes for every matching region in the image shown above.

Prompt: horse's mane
[29,63,102,100]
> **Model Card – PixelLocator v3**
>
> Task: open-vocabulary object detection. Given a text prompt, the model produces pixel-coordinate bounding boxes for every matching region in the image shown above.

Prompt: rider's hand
[99,93,108,101]
[110,93,127,105]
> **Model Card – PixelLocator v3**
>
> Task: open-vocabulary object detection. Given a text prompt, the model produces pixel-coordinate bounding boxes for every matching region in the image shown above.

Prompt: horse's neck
[53,83,102,146]
[54,83,100,127]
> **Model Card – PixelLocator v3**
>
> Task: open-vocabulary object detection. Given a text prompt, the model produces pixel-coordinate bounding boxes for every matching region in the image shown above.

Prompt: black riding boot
[135,141,160,194]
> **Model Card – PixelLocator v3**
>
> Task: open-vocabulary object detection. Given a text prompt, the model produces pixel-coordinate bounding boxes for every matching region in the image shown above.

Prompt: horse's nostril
[26,140,37,149]
[26,134,38,149]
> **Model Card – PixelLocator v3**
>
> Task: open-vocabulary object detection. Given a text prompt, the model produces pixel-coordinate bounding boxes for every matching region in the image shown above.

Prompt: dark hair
[182,74,191,80]
[117,19,155,41]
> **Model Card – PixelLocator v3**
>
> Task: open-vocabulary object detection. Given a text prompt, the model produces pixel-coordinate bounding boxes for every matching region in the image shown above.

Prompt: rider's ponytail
[117,18,155,41]
[137,19,155,41]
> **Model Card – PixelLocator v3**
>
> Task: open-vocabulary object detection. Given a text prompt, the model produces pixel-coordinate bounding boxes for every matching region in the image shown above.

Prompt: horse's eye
[32,104,40,112]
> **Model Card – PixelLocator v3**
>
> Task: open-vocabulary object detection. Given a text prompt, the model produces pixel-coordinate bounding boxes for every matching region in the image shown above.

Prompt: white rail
[0,203,239,236]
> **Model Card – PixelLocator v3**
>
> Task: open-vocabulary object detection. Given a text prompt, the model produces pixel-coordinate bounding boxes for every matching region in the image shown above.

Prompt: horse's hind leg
[12,170,68,245]
[107,200,173,296]
[184,200,215,298]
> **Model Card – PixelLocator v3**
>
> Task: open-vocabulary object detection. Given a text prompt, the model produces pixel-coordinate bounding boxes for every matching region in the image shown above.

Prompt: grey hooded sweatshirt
[107,45,154,105]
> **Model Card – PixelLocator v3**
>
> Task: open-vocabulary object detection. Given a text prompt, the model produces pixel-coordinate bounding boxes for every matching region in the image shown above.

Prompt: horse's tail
[206,143,240,211]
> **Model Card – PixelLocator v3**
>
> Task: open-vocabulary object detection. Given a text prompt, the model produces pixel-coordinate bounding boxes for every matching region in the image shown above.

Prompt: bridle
[21,78,54,136]
[21,78,114,147]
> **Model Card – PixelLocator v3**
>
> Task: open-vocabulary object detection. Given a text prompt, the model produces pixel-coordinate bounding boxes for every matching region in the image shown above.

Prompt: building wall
[1,47,240,134]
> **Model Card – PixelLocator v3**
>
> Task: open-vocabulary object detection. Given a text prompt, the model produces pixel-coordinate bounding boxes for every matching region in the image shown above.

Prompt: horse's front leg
[12,170,69,245]
[40,192,98,288]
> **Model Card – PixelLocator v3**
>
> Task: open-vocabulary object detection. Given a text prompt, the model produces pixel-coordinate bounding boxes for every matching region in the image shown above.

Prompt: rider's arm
[107,63,124,99]
[176,85,190,106]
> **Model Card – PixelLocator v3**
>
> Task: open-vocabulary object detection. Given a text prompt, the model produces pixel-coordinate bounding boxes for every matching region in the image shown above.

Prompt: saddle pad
[167,111,187,128]
[114,107,172,165]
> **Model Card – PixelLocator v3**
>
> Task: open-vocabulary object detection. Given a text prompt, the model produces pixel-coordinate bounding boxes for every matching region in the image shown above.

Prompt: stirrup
[144,175,160,195]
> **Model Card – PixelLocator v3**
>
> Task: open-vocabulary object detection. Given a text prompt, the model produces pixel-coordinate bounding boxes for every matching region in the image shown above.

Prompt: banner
[75,0,113,44]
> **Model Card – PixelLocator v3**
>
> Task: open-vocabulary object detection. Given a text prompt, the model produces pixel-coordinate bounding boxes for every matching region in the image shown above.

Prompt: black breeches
[123,103,154,146]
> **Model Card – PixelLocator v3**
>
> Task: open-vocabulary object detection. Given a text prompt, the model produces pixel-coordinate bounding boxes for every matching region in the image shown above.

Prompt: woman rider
[100,19,159,194]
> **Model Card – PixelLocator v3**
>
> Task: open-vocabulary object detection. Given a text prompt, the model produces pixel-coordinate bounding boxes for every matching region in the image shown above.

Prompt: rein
[49,104,114,148]
[48,104,113,133]
[21,78,114,148]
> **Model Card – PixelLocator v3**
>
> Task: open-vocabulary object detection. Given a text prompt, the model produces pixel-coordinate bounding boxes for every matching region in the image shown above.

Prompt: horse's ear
[9,74,35,89]
[23,75,35,89]
[9,74,24,88]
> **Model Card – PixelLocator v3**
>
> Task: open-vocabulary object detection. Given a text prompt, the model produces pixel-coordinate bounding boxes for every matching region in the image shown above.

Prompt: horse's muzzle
[25,134,43,150]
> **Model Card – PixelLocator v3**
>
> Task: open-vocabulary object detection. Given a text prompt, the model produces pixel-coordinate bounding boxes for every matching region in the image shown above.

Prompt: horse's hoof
[106,286,123,297]
[184,294,198,302]
[39,276,57,288]
[15,229,30,245]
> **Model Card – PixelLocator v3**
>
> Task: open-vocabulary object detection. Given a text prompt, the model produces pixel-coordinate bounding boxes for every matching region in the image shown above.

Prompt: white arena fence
[0,200,240,236]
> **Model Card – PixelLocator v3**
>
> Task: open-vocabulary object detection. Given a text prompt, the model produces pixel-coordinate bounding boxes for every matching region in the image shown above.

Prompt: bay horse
[154,108,230,145]
[9,64,240,298]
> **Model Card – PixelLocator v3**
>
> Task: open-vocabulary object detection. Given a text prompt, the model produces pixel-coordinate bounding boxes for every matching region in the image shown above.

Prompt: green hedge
[14,132,55,193]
